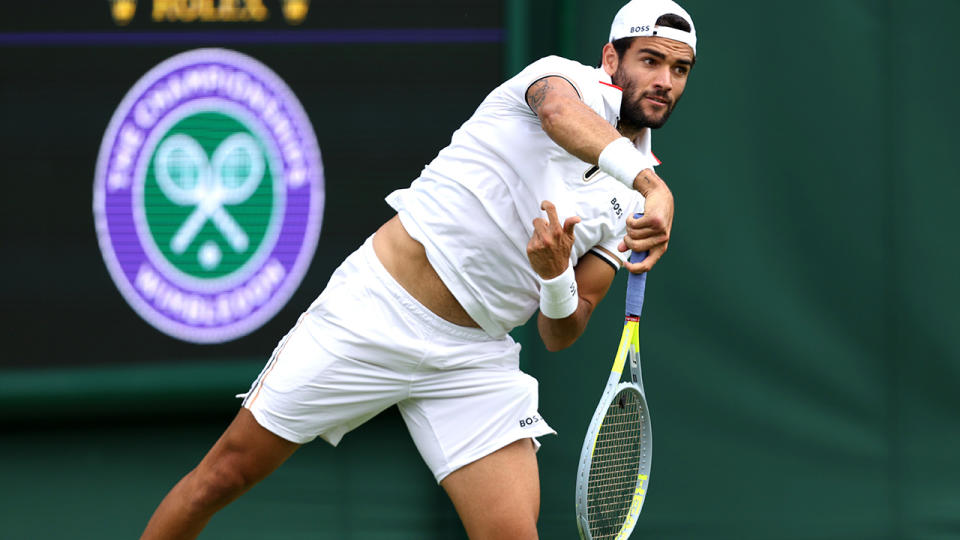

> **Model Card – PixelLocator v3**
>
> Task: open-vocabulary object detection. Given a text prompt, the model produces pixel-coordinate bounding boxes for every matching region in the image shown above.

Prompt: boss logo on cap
[630,25,651,33]
[94,48,324,344]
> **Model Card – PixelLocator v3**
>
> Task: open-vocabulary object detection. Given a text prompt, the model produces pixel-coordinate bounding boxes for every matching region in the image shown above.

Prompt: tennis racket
[575,226,652,540]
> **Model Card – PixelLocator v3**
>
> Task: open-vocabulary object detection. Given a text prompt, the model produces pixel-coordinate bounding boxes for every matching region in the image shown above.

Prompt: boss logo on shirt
[610,197,624,219]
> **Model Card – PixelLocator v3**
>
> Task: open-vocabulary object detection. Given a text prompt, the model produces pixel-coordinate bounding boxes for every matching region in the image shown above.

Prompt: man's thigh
[440,439,540,540]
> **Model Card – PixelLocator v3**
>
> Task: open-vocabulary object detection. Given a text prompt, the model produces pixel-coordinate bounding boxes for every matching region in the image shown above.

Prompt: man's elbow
[542,334,578,352]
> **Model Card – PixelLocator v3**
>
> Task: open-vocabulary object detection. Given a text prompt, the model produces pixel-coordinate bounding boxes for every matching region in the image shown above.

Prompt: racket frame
[576,225,652,540]
[575,317,652,540]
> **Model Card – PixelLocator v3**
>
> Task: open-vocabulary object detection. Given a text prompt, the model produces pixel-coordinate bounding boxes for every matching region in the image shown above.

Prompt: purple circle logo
[94,49,324,344]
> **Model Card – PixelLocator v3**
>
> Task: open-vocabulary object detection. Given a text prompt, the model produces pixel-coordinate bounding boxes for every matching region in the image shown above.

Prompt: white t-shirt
[386,55,660,338]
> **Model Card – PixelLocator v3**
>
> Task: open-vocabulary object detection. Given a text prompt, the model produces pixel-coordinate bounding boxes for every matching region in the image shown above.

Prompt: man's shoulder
[521,55,595,78]
[507,56,606,104]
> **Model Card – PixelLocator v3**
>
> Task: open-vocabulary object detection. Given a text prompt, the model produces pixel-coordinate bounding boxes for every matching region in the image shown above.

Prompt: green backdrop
[2,1,958,539]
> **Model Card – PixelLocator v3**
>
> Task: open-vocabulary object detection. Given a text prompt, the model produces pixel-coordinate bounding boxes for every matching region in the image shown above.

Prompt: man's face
[607,37,694,131]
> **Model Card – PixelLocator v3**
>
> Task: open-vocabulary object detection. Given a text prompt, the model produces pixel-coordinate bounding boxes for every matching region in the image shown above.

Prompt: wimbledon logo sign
[94,48,324,343]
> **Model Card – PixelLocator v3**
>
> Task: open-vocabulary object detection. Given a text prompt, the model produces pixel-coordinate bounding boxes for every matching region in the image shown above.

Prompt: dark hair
[603,13,694,65]
[655,13,691,33]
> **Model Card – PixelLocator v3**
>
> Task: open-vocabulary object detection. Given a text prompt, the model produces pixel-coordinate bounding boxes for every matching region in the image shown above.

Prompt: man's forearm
[537,297,595,352]
[537,94,623,165]
[531,85,669,199]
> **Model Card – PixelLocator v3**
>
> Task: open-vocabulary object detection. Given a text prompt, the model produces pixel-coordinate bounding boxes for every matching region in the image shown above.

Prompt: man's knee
[184,460,253,513]
[181,410,299,514]
[490,515,539,540]
[485,493,539,539]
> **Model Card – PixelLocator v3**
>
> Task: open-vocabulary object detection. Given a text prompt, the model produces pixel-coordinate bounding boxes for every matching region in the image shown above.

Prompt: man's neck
[617,122,644,143]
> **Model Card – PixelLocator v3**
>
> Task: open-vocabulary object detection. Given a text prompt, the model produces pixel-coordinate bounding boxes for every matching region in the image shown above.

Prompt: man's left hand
[528,200,581,279]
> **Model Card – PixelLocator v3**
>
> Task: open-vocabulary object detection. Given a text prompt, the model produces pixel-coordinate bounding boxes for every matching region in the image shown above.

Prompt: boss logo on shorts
[519,414,542,428]
[94,48,324,343]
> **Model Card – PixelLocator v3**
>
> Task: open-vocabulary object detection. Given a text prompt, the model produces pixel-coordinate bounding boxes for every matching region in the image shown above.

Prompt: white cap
[609,0,697,55]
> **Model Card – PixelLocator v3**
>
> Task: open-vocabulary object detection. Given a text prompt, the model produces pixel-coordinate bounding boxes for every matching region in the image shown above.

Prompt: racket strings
[586,389,648,539]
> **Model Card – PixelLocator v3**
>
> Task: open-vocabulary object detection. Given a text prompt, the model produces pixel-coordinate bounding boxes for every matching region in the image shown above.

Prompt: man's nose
[652,66,673,92]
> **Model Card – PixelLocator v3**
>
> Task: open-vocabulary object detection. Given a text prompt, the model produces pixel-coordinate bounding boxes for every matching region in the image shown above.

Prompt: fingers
[620,211,669,273]
[621,233,669,254]
[625,213,667,238]
[531,216,547,235]
[623,245,665,274]
[528,201,580,279]
[621,212,669,252]
[534,201,579,238]
[619,231,668,272]
[563,216,581,237]
[541,200,560,228]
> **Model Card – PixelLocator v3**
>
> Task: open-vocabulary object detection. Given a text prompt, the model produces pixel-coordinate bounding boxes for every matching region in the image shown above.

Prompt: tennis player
[141,0,696,538]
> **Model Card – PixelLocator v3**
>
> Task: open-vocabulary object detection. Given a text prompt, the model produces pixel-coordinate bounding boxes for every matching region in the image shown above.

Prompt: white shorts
[240,236,556,482]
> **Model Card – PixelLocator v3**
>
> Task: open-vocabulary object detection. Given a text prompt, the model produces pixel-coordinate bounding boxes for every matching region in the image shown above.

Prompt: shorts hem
[245,403,320,446]
[432,425,557,484]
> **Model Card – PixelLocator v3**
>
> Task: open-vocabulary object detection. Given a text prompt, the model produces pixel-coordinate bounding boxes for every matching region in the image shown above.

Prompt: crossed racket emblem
[154,133,265,265]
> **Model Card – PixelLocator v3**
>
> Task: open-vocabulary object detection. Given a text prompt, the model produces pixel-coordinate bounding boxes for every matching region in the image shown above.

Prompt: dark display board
[0,0,503,368]
[2,2,960,539]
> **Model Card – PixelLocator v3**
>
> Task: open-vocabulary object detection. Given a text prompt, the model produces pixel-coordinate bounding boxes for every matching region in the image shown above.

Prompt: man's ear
[601,43,619,76]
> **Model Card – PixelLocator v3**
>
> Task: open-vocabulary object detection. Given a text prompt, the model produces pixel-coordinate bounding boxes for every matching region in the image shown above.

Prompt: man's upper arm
[525,75,582,118]
[574,248,619,311]
[522,71,621,165]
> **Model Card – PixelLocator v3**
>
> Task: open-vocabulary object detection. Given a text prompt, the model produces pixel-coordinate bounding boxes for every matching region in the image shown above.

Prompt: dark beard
[612,66,677,130]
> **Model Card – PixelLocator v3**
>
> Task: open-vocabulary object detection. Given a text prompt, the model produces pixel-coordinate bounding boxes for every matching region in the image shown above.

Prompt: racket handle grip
[625,213,648,317]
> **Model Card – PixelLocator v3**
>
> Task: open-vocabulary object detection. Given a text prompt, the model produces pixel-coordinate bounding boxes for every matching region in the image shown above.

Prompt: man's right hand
[619,169,674,274]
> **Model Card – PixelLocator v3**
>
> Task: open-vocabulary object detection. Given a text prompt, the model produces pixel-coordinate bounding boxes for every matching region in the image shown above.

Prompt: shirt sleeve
[591,187,646,268]
[505,56,618,124]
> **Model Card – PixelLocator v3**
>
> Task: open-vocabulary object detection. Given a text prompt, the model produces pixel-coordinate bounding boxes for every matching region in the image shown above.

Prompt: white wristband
[598,137,646,189]
[537,265,578,319]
